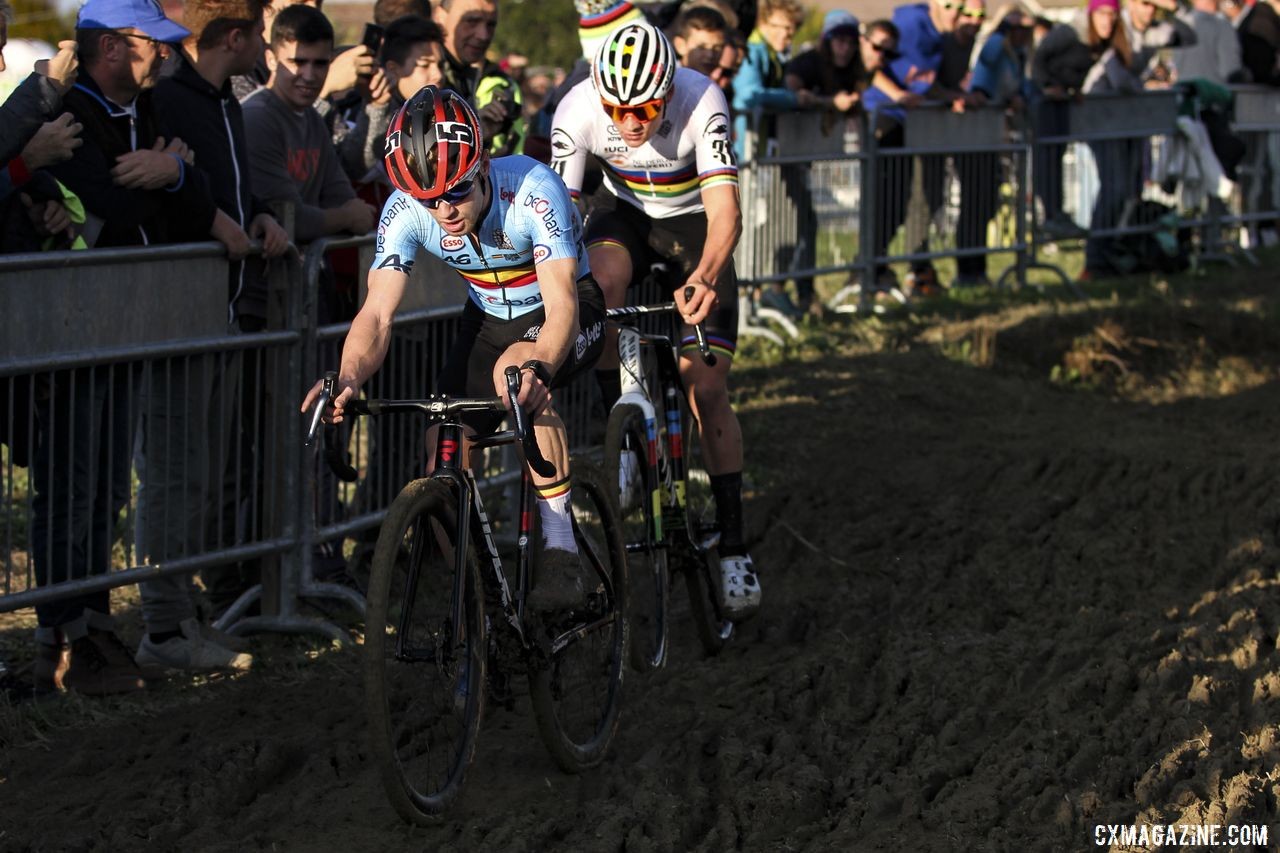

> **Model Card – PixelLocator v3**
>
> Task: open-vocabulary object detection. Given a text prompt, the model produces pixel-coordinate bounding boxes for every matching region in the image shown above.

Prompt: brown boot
[64,630,147,695]
[33,639,71,693]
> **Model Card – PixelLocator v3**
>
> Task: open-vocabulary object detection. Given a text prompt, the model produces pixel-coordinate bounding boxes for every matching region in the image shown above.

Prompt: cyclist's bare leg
[679,352,742,475]
[587,241,633,373]
[490,342,570,487]
[681,351,758,613]
[492,343,582,606]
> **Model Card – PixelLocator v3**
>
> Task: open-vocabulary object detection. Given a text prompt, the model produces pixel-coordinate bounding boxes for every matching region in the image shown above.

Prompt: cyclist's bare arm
[512,256,580,411]
[300,266,410,420]
[679,183,742,325]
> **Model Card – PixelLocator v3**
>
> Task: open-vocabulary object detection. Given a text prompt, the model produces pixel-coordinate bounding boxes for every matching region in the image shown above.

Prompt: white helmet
[591,21,677,106]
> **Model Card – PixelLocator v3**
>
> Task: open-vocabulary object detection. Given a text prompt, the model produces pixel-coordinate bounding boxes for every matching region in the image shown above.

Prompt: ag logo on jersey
[533,244,551,264]
[384,130,402,155]
[377,254,414,273]
[435,121,474,145]
[441,235,465,251]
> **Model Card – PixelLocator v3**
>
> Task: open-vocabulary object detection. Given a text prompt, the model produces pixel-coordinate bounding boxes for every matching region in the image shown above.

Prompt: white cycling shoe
[718,554,761,620]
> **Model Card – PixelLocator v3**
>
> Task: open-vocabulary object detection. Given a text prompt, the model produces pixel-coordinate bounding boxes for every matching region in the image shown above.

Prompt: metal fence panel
[0,248,230,365]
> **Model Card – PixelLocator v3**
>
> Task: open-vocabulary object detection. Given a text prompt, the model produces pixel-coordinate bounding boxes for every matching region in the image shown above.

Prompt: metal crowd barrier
[0,243,301,627]
[0,237,597,645]
[734,89,1280,305]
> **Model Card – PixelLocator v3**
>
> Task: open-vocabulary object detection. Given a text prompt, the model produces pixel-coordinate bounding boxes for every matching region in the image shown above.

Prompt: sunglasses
[423,178,476,209]
[867,39,902,60]
[602,98,665,124]
[961,7,987,19]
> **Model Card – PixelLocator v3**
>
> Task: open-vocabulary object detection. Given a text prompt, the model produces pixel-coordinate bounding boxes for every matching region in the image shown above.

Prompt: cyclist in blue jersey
[302,85,607,613]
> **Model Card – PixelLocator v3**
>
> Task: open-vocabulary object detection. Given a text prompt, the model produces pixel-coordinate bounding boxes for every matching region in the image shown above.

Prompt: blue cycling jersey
[372,154,590,320]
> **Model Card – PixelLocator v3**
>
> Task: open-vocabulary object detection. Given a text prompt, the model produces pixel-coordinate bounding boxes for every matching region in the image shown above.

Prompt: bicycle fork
[617,326,665,546]
[430,423,528,658]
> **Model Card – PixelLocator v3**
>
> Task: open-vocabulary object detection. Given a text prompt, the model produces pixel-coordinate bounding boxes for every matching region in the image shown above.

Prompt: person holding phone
[338,14,447,183]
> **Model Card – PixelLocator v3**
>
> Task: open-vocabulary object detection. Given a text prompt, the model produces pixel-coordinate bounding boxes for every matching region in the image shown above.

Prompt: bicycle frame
[307,367,616,660]
[427,420,530,655]
[608,307,707,549]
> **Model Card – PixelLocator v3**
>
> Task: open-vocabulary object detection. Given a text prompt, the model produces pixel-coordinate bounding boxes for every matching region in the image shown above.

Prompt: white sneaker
[618,450,643,512]
[136,618,253,673]
[718,554,761,620]
[195,622,252,653]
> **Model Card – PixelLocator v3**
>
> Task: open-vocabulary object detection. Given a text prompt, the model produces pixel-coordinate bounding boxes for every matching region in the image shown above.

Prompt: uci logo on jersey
[441,235,465,252]
[435,122,474,145]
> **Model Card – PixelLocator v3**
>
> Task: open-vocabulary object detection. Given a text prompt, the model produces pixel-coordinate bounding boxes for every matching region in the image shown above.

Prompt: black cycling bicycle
[602,288,733,673]
[307,367,627,823]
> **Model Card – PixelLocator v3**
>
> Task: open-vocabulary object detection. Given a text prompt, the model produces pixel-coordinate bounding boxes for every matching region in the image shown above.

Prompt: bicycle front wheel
[529,462,629,772]
[364,478,487,823]
[603,403,669,673]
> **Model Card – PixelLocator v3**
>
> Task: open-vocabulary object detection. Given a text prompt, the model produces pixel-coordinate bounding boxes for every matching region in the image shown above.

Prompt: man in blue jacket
[731,0,815,163]
[732,0,814,315]
[890,0,961,97]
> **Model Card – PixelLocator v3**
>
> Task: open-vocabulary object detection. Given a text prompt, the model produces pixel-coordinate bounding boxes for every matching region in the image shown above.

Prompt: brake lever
[305,371,360,481]
[504,365,556,479]
[682,285,718,367]
[304,371,336,447]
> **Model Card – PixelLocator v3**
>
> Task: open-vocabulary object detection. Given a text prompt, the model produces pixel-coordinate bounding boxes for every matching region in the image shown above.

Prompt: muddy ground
[3,268,1280,852]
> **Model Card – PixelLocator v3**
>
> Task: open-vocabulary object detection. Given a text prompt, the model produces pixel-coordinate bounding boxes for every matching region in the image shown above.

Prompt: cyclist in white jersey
[551,22,761,620]
[303,86,607,614]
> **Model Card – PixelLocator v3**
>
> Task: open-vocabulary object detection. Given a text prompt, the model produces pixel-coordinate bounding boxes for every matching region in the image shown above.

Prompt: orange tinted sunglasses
[602,98,665,124]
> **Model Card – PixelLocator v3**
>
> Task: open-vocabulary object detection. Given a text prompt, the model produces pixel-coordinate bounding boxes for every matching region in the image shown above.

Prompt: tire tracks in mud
[4,344,1280,851]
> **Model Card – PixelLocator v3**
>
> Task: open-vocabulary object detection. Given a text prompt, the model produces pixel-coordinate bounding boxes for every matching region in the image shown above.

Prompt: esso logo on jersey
[441,235,465,252]
[533,244,550,264]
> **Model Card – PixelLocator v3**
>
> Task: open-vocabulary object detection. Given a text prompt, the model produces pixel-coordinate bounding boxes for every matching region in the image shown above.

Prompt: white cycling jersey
[549,66,738,220]
[372,155,589,320]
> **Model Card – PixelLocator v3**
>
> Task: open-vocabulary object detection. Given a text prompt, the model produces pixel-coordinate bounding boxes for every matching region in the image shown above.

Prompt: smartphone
[361,22,384,56]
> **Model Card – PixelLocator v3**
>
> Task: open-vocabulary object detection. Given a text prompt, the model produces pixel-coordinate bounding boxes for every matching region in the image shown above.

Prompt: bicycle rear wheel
[529,462,629,771]
[603,403,669,673]
[364,478,486,823]
[680,408,734,657]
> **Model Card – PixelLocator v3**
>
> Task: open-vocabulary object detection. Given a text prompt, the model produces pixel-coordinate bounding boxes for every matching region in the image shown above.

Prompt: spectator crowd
[1,0,1278,694]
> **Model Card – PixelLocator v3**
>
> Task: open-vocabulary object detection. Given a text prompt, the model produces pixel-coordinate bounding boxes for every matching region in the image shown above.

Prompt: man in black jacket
[132,0,288,672]
[52,17,229,248]
[28,0,246,695]
[1222,0,1280,86]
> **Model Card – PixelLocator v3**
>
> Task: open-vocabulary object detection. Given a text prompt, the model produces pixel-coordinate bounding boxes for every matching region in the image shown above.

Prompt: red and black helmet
[383,85,484,200]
